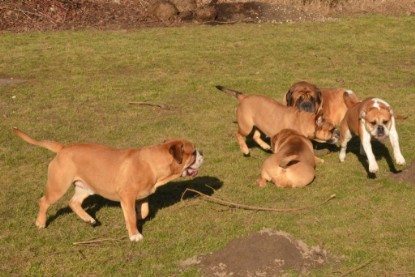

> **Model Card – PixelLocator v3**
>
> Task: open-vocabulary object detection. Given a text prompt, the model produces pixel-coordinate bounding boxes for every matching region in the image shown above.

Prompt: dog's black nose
[300,101,315,113]
[377,125,385,135]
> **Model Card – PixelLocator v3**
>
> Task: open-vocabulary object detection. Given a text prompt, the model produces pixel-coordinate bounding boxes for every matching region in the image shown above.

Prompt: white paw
[369,162,379,173]
[35,221,45,229]
[262,144,271,150]
[395,155,406,165]
[339,152,346,162]
[129,233,144,242]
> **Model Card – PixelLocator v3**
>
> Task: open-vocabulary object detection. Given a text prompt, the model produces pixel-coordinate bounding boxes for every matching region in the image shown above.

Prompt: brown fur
[13,127,203,241]
[283,81,360,126]
[257,129,324,188]
[216,85,338,155]
[338,97,405,173]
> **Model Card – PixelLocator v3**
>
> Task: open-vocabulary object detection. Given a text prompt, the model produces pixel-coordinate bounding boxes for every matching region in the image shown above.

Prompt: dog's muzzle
[328,129,340,144]
[373,125,388,140]
[297,100,315,113]
[182,150,204,177]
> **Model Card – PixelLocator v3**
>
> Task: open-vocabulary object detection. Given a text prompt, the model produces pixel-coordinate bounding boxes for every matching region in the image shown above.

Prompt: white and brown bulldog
[13,128,203,241]
[257,129,324,188]
[215,85,339,156]
[283,81,360,126]
[338,96,405,173]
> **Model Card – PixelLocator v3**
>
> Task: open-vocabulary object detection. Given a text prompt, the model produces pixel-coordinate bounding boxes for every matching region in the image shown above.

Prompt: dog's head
[313,113,339,144]
[284,81,323,113]
[360,98,393,140]
[167,140,204,177]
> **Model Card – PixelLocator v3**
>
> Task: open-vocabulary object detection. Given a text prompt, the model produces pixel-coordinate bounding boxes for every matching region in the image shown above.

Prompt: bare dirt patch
[388,161,415,186]
[181,229,336,276]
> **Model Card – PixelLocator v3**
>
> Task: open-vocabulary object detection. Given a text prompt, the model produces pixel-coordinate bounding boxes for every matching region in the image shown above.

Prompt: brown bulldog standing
[215,85,338,156]
[339,95,405,173]
[13,128,203,241]
[282,81,360,126]
[257,129,324,188]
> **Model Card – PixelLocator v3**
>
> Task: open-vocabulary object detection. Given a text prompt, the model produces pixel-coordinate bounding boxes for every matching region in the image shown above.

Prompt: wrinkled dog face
[168,140,204,177]
[182,149,204,177]
[314,115,339,144]
[286,81,322,113]
[361,99,393,140]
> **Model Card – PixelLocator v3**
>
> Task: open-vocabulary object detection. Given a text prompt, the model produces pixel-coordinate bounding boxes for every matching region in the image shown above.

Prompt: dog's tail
[343,90,360,109]
[279,154,300,169]
[215,85,245,100]
[13,127,64,153]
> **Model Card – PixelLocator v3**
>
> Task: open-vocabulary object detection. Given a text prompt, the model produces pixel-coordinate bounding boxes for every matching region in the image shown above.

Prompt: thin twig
[182,188,336,212]
[203,20,238,25]
[14,8,57,25]
[339,256,376,277]
[129,101,168,109]
[386,271,415,276]
[73,237,127,246]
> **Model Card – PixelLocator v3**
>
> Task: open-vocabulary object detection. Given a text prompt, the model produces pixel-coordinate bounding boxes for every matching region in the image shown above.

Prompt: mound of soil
[182,229,336,276]
[388,161,415,186]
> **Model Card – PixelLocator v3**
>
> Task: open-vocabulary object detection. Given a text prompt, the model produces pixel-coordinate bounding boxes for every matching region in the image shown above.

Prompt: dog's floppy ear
[285,88,294,106]
[316,89,323,106]
[169,142,184,164]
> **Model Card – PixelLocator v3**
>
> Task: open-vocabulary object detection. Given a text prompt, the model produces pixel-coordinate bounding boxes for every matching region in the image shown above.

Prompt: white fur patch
[345,89,354,95]
[371,98,390,109]
[361,123,379,173]
[130,233,144,242]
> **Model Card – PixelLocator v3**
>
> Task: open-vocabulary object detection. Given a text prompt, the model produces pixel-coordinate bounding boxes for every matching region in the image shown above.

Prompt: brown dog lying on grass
[215,85,339,156]
[257,129,324,188]
[13,127,203,242]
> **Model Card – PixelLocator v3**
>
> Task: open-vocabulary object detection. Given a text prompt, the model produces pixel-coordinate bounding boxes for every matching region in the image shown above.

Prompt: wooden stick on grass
[182,188,336,212]
[338,256,376,277]
[73,190,336,245]
[73,237,127,246]
[129,101,168,109]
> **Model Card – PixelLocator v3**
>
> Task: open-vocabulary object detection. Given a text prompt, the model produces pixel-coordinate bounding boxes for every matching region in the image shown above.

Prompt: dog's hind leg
[236,119,254,155]
[252,130,271,151]
[236,131,250,155]
[69,185,96,225]
[36,161,73,228]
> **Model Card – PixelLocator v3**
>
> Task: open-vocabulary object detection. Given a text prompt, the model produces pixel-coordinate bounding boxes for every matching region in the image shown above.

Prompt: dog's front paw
[35,221,46,229]
[256,178,266,187]
[129,233,144,242]
[368,162,379,173]
[395,155,406,165]
[339,152,346,162]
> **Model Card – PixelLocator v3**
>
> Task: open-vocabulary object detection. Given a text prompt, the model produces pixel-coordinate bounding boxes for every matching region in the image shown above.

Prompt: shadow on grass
[46,175,223,229]
[343,137,400,178]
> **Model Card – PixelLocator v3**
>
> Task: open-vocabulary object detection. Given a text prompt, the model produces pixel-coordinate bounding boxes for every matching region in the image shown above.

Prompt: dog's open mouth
[183,150,203,177]
[185,167,199,177]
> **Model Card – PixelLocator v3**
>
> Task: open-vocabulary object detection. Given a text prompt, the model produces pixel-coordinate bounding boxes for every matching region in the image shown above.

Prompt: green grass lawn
[1,15,415,276]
